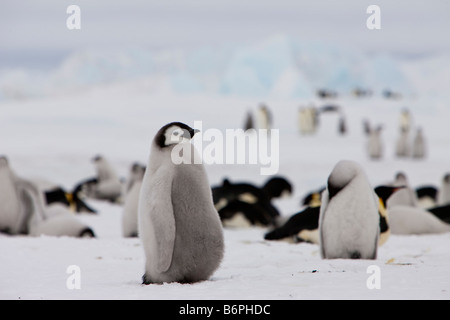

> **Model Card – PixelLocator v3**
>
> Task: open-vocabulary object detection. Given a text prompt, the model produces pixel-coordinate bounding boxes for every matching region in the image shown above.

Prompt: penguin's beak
[183,128,200,139]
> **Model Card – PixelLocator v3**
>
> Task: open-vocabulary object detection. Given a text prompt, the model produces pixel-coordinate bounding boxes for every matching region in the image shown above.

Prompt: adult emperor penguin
[319,160,379,259]
[265,185,400,246]
[139,122,224,284]
[122,163,145,237]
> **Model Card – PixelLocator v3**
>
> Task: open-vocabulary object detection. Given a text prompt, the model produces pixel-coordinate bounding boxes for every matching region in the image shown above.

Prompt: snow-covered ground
[1,80,449,300]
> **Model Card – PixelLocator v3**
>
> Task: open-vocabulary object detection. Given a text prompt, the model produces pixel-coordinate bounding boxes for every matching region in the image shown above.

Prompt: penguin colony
[1,107,449,285]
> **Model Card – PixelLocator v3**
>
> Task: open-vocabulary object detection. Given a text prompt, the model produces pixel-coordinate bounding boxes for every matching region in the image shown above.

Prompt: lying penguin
[212,176,292,227]
[388,205,450,235]
[265,184,401,246]
[44,186,97,214]
[29,203,95,238]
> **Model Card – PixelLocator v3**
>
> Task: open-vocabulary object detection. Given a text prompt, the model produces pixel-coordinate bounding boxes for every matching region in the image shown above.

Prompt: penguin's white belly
[388,205,450,235]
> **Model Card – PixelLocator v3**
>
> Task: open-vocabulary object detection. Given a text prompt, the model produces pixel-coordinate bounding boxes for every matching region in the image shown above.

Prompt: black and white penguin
[122,163,145,237]
[44,186,97,214]
[367,125,383,160]
[262,176,293,200]
[416,185,438,209]
[437,173,450,206]
[212,176,291,227]
[139,122,224,284]
[264,206,320,243]
[301,187,325,208]
[319,160,379,259]
[412,127,426,159]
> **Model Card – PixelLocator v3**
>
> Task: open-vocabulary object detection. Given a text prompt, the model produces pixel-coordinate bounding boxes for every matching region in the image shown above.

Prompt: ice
[3,35,449,102]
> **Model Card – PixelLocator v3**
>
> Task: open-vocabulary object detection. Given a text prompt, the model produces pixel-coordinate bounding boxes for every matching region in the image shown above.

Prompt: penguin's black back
[416,186,438,201]
[264,206,320,240]
[428,204,450,223]
[262,176,292,200]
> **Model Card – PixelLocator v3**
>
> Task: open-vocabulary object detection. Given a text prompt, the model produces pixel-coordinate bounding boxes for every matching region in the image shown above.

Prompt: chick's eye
[173,132,179,136]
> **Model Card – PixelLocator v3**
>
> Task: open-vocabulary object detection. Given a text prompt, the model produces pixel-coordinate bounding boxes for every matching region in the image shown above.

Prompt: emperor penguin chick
[139,122,224,284]
[319,160,379,259]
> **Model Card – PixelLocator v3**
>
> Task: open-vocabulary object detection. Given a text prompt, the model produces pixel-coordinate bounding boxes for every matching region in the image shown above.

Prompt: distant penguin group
[297,104,346,136]
[364,108,427,160]
[395,109,427,159]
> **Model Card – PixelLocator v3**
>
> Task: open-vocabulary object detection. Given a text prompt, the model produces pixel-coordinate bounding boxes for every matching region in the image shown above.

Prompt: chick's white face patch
[164,126,190,146]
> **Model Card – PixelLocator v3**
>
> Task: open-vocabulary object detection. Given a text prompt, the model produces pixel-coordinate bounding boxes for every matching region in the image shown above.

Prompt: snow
[1,90,450,300]
[1,41,450,299]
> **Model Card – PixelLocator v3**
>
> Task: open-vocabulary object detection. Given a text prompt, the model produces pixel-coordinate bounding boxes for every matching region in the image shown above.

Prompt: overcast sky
[1,0,449,69]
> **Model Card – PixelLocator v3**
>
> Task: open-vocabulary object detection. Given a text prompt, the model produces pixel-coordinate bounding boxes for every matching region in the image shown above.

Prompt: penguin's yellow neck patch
[378,197,387,218]
[309,193,321,207]
[65,193,76,212]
